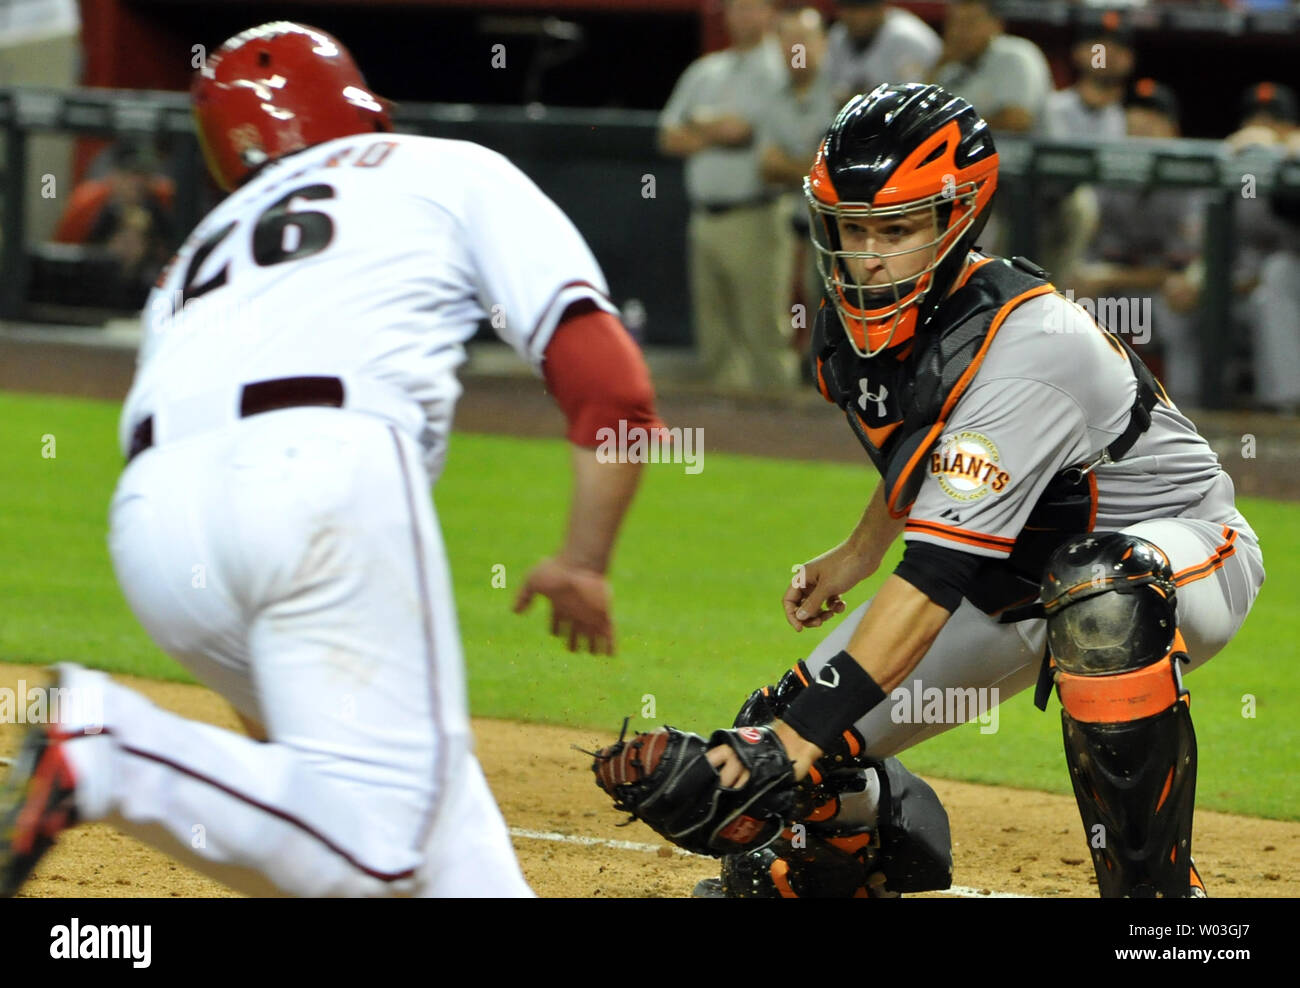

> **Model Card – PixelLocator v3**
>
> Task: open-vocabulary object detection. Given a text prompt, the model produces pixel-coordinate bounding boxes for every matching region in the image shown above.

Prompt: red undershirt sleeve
[540,302,666,447]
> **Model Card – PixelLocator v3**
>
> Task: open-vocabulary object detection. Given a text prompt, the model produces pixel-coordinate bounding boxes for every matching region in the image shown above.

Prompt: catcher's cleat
[0,722,80,897]
[714,830,898,898]
[1189,861,1207,899]
[692,877,726,899]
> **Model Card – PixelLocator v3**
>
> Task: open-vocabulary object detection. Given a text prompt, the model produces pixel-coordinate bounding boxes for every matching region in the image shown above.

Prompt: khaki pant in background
[1037,184,1100,289]
[1250,249,1300,410]
[689,201,797,392]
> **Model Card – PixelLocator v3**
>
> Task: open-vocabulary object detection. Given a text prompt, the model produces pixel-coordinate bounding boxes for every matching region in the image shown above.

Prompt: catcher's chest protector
[812,254,1162,613]
[814,255,1053,511]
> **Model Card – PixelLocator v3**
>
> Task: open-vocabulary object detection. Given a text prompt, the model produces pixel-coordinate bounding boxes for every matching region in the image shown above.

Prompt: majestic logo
[857,378,889,419]
[737,727,763,744]
[930,431,1011,502]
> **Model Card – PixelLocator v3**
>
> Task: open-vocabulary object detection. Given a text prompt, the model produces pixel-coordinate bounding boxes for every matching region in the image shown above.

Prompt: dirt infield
[2,664,1296,898]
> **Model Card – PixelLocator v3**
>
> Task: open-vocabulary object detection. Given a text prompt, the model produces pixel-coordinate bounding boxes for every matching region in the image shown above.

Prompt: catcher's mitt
[591,722,796,857]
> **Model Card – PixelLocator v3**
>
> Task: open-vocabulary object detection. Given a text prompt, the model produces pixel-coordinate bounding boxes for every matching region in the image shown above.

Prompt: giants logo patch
[930,431,1011,502]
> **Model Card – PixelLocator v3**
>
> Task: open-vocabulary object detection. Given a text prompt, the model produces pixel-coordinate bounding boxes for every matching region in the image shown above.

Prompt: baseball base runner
[0,20,664,897]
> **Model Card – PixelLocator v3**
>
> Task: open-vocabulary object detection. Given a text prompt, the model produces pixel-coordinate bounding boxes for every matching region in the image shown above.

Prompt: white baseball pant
[59,406,531,897]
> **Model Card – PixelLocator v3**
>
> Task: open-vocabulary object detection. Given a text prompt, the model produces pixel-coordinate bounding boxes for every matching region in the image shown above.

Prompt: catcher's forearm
[557,448,643,574]
[845,574,952,692]
[846,483,905,564]
[772,720,823,780]
[778,575,951,780]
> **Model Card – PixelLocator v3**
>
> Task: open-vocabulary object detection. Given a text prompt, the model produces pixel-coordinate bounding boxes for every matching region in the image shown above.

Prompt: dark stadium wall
[78,0,704,108]
[68,3,1300,181]
[78,1,190,90]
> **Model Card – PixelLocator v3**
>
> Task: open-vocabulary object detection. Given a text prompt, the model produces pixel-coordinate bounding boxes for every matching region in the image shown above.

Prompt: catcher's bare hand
[784,543,878,632]
[707,744,750,788]
[708,720,821,785]
[514,556,615,655]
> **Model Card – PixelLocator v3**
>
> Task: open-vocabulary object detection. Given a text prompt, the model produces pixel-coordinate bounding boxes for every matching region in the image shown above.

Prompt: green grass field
[2,390,1296,820]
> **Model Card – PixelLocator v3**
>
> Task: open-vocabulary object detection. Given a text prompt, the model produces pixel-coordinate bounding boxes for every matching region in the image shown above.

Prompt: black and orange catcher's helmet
[805,84,999,357]
[192,22,393,192]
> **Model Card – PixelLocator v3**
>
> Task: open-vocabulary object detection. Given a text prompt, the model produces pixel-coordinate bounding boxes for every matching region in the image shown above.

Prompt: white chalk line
[0,782,1032,897]
[508,826,1032,898]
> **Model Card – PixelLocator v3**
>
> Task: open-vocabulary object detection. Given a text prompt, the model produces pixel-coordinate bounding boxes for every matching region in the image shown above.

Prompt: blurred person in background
[1159,83,1300,407]
[1249,187,1300,415]
[52,142,178,307]
[659,0,793,391]
[930,0,1052,135]
[823,0,941,106]
[1123,77,1180,141]
[758,5,837,366]
[1223,84,1300,412]
[1226,81,1300,154]
[1043,23,1132,141]
[930,0,1053,257]
[1037,23,1136,288]
[1075,81,1200,395]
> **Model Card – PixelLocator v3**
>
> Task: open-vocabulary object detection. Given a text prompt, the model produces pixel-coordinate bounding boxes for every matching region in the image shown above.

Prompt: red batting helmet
[192,21,393,191]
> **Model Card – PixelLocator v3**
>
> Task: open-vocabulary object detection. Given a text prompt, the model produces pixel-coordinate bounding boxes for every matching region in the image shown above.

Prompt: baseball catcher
[593,83,1263,898]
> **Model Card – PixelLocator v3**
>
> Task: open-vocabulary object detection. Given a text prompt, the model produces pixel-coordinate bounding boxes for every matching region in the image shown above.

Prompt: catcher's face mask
[805,187,976,358]
[804,102,999,358]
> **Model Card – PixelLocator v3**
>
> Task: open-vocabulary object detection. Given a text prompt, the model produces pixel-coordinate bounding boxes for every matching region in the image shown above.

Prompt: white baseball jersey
[121,132,618,479]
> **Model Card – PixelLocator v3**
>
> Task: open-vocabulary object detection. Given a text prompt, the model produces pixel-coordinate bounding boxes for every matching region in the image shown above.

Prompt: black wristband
[781,650,887,755]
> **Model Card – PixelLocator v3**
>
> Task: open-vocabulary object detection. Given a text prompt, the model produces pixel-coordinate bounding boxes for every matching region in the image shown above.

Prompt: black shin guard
[1063,698,1198,898]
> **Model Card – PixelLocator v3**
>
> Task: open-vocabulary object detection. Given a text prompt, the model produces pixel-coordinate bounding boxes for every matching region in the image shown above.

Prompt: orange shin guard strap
[1058,632,1188,724]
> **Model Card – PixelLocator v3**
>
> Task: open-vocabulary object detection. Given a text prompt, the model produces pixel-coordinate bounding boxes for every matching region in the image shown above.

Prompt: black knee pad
[872,757,953,893]
[719,832,883,899]
[1041,532,1178,676]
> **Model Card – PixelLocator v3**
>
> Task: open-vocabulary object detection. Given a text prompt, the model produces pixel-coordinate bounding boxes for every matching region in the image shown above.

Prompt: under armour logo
[858,378,888,418]
[815,667,840,689]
